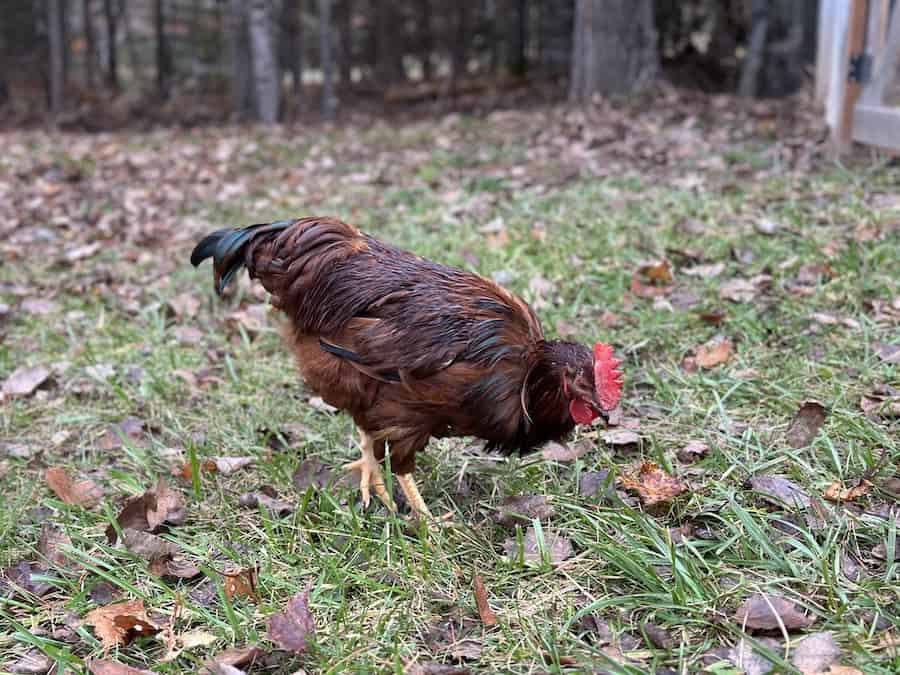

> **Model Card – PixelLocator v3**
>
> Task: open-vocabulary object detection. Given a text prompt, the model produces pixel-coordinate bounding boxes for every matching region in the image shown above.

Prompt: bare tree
[229,0,255,117]
[280,0,303,95]
[419,0,432,80]
[319,0,336,118]
[82,0,97,85]
[103,0,118,90]
[569,0,658,100]
[154,0,173,99]
[47,0,66,115]
[248,0,280,123]
[375,1,403,84]
[337,0,353,85]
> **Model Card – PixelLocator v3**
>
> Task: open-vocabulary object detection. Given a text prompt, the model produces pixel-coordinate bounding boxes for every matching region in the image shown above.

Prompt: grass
[1,98,899,674]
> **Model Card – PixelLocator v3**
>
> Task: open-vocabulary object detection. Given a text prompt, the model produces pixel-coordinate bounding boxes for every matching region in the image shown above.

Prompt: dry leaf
[874,342,900,364]
[38,524,73,569]
[106,478,186,543]
[200,645,263,675]
[618,462,688,506]
[750,475,811,509]
[695,337,733,368]
[85,599,161,649]
[89,660,153,675]
[683,262,725,279]
[167,292,200,320]
[734,593,814,632]
[6,649,53,674]
[223,566,258,601]
[541,439,592,462]
[210,456,255,475]
[503,527,573,565]
[638,260,674,284]
[676,441,709,464]
[600,429,640,447]
[579,470,612,499]
[494,495,555,527]
[792,631,843,674]
[473,575,497,627]
[823,480,872,503]
[2,365,52,398]
[45,466,103,507]
[292,457,334,490]
[238,490,294,516]
[786,401,827,448]
[720,278,759,303]
[308,396,338,413]
[267,590,316,653]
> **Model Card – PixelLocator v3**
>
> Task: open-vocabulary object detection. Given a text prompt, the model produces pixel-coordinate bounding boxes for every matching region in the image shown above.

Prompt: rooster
[191,217,622,521]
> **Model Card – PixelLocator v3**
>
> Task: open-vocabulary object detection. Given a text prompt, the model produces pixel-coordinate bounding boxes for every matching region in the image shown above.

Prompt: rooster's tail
[190,220,294,295]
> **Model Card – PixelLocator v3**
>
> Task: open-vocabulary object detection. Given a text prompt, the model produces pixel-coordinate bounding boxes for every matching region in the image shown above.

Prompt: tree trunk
[154,0,172,99]
[337,0,352,85]
[319,0,336,118]
[248,0,280,123]
[450,2,468,93]
[83,0,96,85]
[420,0,432,80]
[48,0,66,115]
[280,0,303,95]
[509,0,528,76]
[375,1,403,84]
[569,0,658,100]
[738,0,769,97]
[229,0,255,117]
[103,0,118,90]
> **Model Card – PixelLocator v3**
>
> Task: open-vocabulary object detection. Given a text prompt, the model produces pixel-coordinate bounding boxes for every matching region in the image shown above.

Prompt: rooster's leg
[343,430,396,511]
[397,473,452,528]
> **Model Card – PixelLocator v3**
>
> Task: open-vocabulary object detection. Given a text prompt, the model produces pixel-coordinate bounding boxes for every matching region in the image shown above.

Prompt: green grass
[1,104,899,674]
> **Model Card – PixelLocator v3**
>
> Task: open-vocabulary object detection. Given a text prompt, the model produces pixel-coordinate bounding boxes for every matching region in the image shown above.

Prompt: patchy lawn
[1,90,899,674]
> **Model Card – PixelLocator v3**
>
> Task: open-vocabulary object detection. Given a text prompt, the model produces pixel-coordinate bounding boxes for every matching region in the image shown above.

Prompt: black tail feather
[190,220,294,295]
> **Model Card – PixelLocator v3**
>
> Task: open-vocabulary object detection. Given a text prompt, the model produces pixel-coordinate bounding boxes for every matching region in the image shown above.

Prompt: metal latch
[848,53,873,84]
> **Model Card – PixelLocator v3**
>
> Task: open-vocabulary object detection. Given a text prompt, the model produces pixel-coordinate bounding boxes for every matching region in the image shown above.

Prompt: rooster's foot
[397,473,453,530]
[344,431,396,511]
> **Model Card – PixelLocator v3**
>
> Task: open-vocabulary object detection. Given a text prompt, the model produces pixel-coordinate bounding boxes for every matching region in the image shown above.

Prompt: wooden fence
[817,0,900,153]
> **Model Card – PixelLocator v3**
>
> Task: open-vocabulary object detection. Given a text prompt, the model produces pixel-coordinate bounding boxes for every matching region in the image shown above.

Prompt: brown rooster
[191,217,622,521]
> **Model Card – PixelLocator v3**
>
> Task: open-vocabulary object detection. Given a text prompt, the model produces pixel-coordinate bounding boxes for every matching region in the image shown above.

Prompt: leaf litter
[267,589,316,653]
[618,462,688,506]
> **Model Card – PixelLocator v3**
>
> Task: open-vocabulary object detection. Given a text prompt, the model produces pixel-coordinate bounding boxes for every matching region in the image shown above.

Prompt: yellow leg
[397,473,433,520]
[397,474,453,528]
[342,429,396,511]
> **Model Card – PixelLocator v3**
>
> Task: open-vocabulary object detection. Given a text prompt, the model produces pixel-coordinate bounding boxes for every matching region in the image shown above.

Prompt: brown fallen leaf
[267,590,316,653]
[786,401,827,449]
[404,662,472,675]
[792,631,843,674]
[749,475,811,509]
[874,342,900,364]
[494,495,555,526]
[292,456,335,490]
[823,480,873,503]
[473,574,497,627]
[638,259,674,284]
[200,645,263,675]
[307,396,338,413]
[45,466,103,507]
[210,456,255,475]
[600,429,640,447]
[84,599,161,649]
[38,524,74,569]
[502,526,573,565]
[695,336,733,369]
[223,566,259,601]
[541,439,592,462]
[719,278,758,303]
[683,262,725,279]
[238,490,294,516]
[618,462,688,506]
[89,659,153,675]
[2,365,52,399]
[733,593,814,632]
[676,441,709,464]
[167,292,200,320]
[106,478,186,543]
[860,386,900,419]
[97,417,147,451]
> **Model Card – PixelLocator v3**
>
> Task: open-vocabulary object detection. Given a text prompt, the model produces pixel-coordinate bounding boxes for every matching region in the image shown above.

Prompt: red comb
[593,342,623,411]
